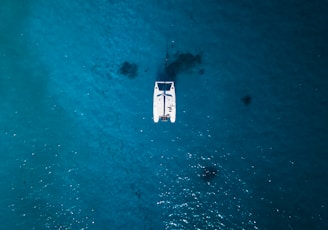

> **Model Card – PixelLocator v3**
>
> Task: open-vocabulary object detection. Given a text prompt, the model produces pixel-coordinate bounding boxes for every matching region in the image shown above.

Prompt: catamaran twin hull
[153,81,176,123]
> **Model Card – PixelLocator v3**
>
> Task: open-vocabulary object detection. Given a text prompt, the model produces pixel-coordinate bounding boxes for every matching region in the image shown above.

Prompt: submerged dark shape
[201,166,218,182]
[119,61,138,78]
[165,53,202,80]
[241,95,252,106]
[199,68,205,75]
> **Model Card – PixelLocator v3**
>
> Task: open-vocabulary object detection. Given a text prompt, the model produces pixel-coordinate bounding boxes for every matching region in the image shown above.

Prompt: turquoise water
[1,0,327,229]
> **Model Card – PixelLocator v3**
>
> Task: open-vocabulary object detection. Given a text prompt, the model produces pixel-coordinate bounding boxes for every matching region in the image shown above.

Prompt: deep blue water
[1,0,327,229]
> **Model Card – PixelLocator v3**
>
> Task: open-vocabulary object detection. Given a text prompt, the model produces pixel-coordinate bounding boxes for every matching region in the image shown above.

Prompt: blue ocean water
[1,0,327,229]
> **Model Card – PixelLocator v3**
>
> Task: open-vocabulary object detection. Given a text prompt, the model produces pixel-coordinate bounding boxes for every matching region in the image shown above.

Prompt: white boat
[153,81,176,123]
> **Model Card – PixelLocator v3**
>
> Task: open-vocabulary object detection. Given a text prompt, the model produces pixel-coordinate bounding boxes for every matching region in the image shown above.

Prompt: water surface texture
[1,0,327,229]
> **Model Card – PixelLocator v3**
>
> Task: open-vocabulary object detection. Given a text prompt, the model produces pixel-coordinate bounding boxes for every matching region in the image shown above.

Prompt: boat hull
[153,81,176,123]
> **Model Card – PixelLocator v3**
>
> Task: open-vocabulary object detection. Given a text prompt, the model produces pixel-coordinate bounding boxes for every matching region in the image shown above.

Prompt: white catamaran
[153,81,176,123]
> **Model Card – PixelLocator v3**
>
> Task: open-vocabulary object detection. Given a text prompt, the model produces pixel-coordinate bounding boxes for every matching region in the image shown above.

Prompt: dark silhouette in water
[157,52,202,81]
[119,61,138,78]
[241,95,252,106]
[165,53,201,80]
[201,166,218,182]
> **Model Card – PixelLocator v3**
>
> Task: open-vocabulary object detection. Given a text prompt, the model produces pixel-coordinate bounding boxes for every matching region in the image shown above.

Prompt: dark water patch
[119,61,138,78]
[157,146,258,230]
[200,165,218,182]
[165,53,202,80]
[241,95,252,106]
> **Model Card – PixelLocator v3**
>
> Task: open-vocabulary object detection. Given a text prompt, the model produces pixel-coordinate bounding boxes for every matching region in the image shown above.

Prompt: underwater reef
[200,166,218,182]
[241,95,252,106]
[165,53,202,79]
[119,61,138,78]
